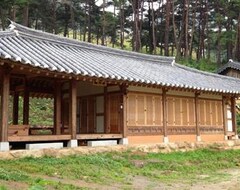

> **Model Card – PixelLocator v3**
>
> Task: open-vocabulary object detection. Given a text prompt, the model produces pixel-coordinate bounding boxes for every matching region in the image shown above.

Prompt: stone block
[87,140,117,147]
[119,138,128,145]
[26,143,63,150]
[67,139,78,148]
[0,142,9,152]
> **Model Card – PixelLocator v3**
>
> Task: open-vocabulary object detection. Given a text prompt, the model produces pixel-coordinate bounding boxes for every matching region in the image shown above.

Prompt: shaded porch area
[0,66,124,150]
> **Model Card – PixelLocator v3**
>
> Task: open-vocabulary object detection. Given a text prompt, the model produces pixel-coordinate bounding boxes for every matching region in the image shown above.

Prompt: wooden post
[162,89,168,143]
[104,86,109,133]
[69,80,77,139]
[222,97,228,140]
[231,96,238,138]
[121,85,127,138]
[54,81,62,135]
[0,69,10,142]
[13,92,19,125]
[195,93,201,141]
[23,79,29,125]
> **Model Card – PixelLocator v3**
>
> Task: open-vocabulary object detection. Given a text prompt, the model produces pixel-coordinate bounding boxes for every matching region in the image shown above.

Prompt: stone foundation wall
[0,140,240,160]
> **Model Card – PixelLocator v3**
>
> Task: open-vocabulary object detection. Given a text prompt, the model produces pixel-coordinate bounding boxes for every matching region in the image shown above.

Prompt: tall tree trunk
[184,0,189,58]
[151,0,156,54]
[235,13,240,61]
[83,2,87,41]
[22,4,29,26]
[120,0,125,49]
[0,7,6,30]
[101,0,106,46]
[87,0,92,43]
[189,0,197,59]
[164,0,171,56]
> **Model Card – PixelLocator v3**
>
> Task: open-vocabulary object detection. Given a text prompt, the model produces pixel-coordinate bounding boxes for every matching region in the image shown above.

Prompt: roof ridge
[217,60,240,73]
[9,21,174,64]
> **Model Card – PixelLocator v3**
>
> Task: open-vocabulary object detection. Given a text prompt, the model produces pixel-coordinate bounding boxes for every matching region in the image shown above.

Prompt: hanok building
[0,22,240,151]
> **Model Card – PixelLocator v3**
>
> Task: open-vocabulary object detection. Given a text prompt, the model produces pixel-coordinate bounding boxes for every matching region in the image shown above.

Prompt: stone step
[26,142,63,150]
[87,140,117,147]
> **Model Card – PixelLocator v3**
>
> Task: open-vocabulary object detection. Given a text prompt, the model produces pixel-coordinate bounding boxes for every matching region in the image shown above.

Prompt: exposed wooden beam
[195,93,200,140]
[162,88,168,141]
[23,79,30,125]
[0,67,10,142]
[222,96,228,138]
[231,96,237,136]
[122,85,127,138]
[13,92,19,125]
[54,81,62,135]
[69,80,77,139]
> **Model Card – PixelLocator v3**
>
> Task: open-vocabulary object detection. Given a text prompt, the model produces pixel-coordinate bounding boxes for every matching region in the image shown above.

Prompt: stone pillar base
[119,138,128,145]
[224,135,228,140]
[196,136,201,142]
[163,136,169,143]
[235,135,239,140]
[67,139,78,148]
[0,142,9,151]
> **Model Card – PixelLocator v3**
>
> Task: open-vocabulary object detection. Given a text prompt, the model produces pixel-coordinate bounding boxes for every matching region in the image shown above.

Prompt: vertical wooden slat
[231,96,237,136]
[104,86,109,133]
[162,89,167,138]
[222,97,227,136]
[195,93,200,137]
[54,81,62,135]
[13,92,19,125]
[23,79,29,125]
[69,80,77,139]
[122,86,127,138]
[0,69,10,142]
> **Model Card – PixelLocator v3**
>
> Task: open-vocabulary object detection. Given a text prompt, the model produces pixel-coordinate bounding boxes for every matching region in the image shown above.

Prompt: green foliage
[0,149,240,189]
[178,58,218,72]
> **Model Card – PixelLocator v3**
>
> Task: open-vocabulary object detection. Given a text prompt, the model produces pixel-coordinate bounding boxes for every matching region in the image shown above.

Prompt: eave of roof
[0,21,240,95]
[217,59,240,74]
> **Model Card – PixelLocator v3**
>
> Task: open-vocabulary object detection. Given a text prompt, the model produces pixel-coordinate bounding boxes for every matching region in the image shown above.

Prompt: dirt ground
[0,169,239,190]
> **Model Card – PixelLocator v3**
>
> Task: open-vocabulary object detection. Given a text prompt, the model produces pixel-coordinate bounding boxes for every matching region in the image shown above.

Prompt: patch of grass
[0,148,239,188]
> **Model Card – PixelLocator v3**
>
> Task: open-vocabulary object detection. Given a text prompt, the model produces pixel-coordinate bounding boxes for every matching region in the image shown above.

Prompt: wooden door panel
[108,93,122,133]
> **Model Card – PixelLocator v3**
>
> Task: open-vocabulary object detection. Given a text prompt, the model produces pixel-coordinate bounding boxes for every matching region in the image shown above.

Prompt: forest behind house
[1,0,240,71]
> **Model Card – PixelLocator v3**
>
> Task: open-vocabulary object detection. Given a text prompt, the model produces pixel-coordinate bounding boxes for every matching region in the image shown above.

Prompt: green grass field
[0,148,240,189]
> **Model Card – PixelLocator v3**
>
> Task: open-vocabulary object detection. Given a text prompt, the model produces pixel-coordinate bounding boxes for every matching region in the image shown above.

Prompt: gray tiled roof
[217,59,240,74]
[1,22,240,94]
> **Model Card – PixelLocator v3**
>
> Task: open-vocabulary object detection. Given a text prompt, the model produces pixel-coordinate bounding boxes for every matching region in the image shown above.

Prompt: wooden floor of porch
[8,134,123,142]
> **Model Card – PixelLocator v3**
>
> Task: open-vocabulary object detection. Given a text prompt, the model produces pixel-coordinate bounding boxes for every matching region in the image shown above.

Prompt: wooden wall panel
[146,96,153,125]
[137,95,145,125]
[166,96,195,127]
[126,93,163,128]
[155,97,162,125]
[127,94,136,126]
[167,97,174,126]
[198,99,223,128]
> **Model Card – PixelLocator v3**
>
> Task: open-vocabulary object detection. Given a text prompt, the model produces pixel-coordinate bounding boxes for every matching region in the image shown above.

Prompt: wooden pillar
[162,89,168,143]
[104,86,109,134]
[121,85,127,138]
[195,93,201,141]
[23,79,29,125]
[13,92,19,125]
[54,81,62,135]
[222,97,228,139]
[231,96,238,137]
[69,80,77,139]
[0,69,10,142]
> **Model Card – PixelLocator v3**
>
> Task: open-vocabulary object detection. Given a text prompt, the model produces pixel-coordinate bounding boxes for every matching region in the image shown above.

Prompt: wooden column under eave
[13,92,19,125]
[162,89,168,143]
[54,81,62,135]
[222,97,228,140]
[104,86,109,134]
[195,93,201,141]
[231,96,238,139]
[0,69,10,142]
[23,85,30,125]
[121,85,127,138]
[69,80,77,139]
